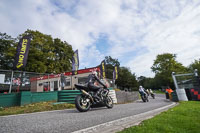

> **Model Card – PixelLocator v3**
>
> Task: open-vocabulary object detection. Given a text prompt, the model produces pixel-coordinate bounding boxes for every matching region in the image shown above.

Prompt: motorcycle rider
[87,70,107,102]
[139,86,148,97]
[149,89,154,94]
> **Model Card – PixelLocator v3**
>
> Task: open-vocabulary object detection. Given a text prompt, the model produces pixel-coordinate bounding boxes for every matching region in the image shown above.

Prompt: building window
[65,79,71,86]
[78,77,88,84]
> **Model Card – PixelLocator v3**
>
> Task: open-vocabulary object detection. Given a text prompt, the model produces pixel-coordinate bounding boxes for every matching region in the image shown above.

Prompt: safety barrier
[0,91,57,107]
[0,89,137,107]
[57,90,81,104]
[57,88,117,104]
[0,93,21,107]
[115,91,139,103]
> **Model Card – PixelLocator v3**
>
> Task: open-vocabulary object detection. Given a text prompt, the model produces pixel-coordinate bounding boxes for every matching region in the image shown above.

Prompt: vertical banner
[13,35,31,69]
[113,66,118,80]
[72,49,79,75]
[100,60,106,79]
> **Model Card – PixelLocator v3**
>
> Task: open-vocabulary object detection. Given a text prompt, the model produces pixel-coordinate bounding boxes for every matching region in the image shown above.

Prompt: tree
[0,30,73,73]
[21,30,73,73]
[104,56,120,79]
[188,59,200,76]
[151,53,187,88]
[138,76,157,89]
[137,76,146,87]
[53,39,73,73]
[0,32,16,69]
[115,67,138,91]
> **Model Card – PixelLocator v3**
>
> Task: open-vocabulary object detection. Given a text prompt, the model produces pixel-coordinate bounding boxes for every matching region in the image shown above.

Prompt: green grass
[119,101,200,133]
[0,101,75,116]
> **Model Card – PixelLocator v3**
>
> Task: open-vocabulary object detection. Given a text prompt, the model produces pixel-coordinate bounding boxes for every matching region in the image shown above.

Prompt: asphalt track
[0,94,175,133]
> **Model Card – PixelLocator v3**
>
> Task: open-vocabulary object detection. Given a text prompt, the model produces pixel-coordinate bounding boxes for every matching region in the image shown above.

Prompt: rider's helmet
[92,70,98,77]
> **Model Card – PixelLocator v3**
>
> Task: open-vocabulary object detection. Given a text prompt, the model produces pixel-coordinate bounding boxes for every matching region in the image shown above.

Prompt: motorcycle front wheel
[75,95,91,112]
[104,96,113,108]
[141,96,146,102]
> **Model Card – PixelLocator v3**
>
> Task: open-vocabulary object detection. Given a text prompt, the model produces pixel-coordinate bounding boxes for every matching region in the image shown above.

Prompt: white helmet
[92,71,98,77]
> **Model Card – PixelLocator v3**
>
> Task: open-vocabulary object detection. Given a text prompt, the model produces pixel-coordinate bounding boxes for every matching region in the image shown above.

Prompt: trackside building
[30,67,101,92]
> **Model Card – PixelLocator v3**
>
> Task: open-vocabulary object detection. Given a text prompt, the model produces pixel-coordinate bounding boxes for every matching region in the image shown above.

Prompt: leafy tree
[53,39,73,73]
[115,67,138,91]
[138,76,156,89]
[151,53,187,88]
[104,56,120,79]
[0,32,16,69]
[21,30,73,73]
[188,59,200,76]
[137,76,146,87]
[1,30,73,73]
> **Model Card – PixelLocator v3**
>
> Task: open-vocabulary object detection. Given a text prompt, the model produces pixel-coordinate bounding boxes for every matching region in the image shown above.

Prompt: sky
[0,0,200,77]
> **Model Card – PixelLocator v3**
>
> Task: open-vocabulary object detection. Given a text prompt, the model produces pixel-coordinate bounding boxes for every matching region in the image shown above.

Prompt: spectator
[166,86,173,100]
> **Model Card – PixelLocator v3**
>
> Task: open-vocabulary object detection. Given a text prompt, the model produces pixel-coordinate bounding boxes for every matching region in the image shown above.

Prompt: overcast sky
[1,0,200,77]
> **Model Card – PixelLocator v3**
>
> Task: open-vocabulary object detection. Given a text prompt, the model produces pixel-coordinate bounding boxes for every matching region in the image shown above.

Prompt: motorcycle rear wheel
[75,95,91,112]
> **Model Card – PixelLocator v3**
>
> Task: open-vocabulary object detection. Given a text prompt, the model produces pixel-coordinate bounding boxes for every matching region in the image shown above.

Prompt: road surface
[0,94,174,133]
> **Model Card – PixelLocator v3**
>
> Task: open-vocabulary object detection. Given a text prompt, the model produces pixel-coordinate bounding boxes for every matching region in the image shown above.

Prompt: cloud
[126,1,200,77]
[1,0,200,77]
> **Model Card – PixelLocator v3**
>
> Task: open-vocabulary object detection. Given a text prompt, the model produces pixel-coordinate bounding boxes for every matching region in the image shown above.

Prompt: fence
[0,69,116,93]
[0,69,49,93]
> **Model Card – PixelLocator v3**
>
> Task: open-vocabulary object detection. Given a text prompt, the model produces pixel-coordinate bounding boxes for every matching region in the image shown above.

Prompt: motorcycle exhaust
[81,90,94,103]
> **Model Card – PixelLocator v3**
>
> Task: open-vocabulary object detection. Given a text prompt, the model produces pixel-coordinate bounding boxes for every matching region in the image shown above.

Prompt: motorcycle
[151,93,155,99]
[74,84,113,112]
[140,92,149,102]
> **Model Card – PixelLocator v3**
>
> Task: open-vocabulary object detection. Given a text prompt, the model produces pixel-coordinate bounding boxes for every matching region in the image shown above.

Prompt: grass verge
[119,101,200,133]
[0,101,75,116]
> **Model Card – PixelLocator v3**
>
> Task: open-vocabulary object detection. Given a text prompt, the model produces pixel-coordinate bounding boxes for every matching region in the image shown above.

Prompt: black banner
[13,35,31,69]
[100,60,106,79]
[113,66,118,80]
[72,50,79,75]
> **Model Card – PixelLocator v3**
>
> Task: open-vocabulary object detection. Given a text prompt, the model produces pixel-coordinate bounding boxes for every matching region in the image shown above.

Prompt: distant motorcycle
[151,93,155,99]
[140,92,149,102]
[74,84,113,112]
